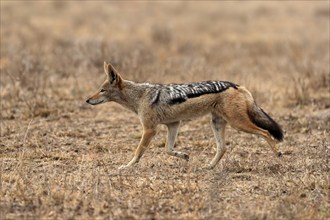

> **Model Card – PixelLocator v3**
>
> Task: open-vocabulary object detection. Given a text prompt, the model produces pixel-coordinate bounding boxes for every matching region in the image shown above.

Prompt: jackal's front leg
[165,121,189,161]
[119,128,156,170]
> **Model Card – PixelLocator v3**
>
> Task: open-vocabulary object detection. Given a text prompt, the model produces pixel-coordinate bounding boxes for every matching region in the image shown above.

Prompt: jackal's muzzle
[86,98,104,105]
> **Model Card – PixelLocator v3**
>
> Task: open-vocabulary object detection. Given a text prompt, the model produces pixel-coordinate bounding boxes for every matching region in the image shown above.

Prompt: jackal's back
[148,80,238,106]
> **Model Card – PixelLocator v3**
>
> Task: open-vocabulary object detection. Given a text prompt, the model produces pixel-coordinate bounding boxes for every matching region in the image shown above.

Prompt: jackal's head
[86,62,123,105]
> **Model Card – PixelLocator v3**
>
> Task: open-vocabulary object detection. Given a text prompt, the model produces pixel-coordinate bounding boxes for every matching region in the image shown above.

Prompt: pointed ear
[104,61,108,76]
[104,62,122,86]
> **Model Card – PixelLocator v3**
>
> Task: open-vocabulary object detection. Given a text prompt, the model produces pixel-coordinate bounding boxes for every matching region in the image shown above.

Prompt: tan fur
[86,62,283,170]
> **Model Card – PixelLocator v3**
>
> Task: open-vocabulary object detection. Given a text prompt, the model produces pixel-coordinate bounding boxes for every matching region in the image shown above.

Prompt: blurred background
[1,1,329,119]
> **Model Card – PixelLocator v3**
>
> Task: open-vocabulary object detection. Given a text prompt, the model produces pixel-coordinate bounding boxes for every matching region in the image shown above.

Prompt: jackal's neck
[114,80,146,114]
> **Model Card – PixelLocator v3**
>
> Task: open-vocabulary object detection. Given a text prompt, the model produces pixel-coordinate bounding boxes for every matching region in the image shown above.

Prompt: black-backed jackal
[86,62,284,170]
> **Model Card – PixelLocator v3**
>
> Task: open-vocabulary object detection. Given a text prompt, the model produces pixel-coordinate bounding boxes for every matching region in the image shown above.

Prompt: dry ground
[1,2,329,219]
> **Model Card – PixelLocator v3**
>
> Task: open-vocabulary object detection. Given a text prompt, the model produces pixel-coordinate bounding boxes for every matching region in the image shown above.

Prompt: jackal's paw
[199,164,214,171]
[182,153,189,161]
[173,152,189,161]
[205,164,215,170]
[118,165,130,170]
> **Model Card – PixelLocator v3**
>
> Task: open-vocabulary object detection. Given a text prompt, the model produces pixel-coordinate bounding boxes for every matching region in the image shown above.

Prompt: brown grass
[1,2,329,219]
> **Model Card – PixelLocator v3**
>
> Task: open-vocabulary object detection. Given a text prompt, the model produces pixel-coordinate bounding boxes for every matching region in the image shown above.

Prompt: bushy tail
[238,86,284,142]
[248,104,284,141]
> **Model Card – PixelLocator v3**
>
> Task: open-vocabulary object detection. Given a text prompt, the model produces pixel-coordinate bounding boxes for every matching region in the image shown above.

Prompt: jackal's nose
[86,99,90,104]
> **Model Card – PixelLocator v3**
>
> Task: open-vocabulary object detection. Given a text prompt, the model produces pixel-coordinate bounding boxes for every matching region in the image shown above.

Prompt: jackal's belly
[157,94,220,124]
[161,108,211,124]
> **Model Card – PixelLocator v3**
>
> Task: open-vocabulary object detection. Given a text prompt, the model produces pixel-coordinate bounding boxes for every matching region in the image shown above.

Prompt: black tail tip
[272,127,284,142]
[260,108,284,142]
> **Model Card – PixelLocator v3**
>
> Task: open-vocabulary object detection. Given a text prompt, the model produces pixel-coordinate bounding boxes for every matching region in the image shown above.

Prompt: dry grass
[1,2,329,219]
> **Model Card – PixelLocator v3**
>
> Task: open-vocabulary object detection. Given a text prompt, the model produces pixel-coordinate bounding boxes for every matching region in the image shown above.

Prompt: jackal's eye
[100,89,106,93]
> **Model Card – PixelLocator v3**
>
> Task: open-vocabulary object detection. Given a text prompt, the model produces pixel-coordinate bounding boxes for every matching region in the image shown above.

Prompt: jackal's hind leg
[249,128,281,157]
[230,119,281,157]
[165,121,189,161]
[208,114,227,169]
[119,128,156,170]
[257,130,282,157]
